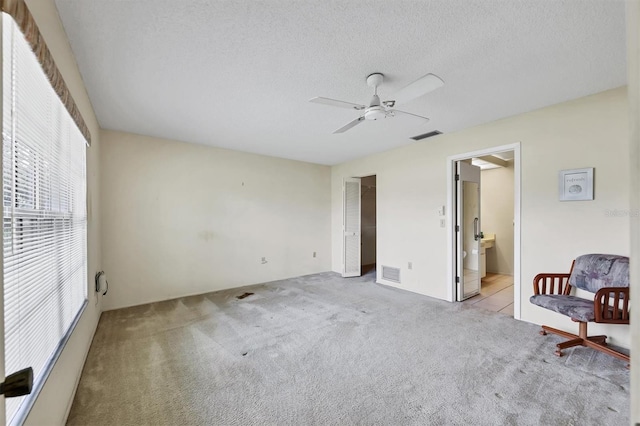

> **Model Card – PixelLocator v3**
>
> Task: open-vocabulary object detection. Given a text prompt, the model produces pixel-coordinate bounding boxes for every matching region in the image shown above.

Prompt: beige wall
[16,1,103,425]
[100,130,331,310]
[331,87,630,348]
[481,163,514,275]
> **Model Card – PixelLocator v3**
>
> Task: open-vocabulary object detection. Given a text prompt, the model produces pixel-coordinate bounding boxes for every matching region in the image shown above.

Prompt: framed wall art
[559,167,594,201]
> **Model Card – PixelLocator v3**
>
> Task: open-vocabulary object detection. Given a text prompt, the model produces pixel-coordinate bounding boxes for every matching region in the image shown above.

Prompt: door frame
[446,142,522,319]
[341,173,377,279]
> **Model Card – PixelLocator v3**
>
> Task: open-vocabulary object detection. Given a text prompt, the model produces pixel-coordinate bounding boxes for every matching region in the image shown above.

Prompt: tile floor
[463,273,514,316]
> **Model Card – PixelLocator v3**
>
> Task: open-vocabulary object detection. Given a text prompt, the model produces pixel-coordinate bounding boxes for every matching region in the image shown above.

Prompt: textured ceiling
[54,0,626,165]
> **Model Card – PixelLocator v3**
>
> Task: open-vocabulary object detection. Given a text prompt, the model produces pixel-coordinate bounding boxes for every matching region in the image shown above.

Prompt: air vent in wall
[382,266,401,283]
[410,130,442,141]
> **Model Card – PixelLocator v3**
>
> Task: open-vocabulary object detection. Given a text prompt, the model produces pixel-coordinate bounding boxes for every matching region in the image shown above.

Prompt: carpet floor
[67,270,630,425]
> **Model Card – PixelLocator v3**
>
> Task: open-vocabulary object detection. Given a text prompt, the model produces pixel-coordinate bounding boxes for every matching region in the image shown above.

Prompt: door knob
[0,367,33,398]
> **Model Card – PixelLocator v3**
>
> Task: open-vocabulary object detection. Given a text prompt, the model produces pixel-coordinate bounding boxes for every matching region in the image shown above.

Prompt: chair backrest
[568,254,629,293]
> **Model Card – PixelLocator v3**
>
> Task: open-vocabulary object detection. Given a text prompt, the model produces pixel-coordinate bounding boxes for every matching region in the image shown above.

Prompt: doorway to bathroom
[446,143,521,319]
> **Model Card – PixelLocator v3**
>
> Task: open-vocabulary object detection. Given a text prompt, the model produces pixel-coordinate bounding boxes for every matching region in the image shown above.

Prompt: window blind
[2,13,88,425]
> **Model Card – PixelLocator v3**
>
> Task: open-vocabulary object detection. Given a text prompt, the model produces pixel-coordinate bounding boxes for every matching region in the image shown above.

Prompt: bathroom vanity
[480,233,495,278]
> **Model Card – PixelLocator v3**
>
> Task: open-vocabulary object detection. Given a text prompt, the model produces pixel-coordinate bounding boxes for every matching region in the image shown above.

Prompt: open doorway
[468,152,515,316]
[447,143,521,319]
[341,175,376,278]
[360,176,377,276]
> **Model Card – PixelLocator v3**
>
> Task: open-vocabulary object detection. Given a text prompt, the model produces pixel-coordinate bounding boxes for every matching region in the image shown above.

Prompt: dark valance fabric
[2,0,92,145]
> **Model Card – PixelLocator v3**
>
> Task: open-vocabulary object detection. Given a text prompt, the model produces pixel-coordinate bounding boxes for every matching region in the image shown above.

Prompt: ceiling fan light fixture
[364,106,387,121]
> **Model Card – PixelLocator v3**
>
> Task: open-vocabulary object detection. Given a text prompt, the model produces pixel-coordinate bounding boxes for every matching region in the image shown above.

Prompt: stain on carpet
[236,292,254,300]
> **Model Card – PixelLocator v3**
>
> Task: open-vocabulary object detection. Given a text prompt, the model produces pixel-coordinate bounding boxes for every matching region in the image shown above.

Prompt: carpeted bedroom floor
[67,270,630,425]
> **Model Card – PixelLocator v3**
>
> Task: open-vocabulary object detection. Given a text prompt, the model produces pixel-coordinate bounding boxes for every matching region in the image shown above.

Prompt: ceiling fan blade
[309,97,366,110]
[391,109,430,122]
[333,116,365,134]
[391,73,444,106]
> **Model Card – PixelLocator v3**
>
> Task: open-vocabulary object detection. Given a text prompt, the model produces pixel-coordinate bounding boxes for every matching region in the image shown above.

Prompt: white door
[456,162,482,301]
[343,178,361,277]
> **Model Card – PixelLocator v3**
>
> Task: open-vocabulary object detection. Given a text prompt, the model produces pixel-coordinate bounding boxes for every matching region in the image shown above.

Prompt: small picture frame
[559,167,594,201]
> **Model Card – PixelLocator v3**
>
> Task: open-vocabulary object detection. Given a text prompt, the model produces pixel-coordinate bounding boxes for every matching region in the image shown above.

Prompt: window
[2,13,88,425]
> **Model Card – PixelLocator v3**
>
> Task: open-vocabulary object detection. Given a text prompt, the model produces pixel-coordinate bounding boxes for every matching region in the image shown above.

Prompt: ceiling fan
[309,72,444,134]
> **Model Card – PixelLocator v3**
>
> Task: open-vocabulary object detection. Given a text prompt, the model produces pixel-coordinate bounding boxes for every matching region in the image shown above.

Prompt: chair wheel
[539,330,547,336]
[554,350,563,357]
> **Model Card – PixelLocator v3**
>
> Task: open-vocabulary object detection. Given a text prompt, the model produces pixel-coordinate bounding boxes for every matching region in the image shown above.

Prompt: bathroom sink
[481,233,495,249]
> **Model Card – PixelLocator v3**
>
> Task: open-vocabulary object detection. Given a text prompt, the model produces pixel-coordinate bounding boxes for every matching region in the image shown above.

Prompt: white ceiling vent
[382,266,401,283]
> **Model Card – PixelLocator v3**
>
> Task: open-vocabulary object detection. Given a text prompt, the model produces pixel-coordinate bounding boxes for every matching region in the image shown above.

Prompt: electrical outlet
[261,257,268,264]
[408,262,412,270]
[440,219,446,227]
[313,251,316,258]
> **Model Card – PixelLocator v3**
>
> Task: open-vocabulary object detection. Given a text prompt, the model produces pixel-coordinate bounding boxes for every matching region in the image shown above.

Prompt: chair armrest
[594,287,630,324]
[533,273,572,295]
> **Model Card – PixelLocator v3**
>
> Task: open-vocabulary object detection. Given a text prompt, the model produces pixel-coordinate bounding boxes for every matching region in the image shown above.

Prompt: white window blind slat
[2,14,88,425]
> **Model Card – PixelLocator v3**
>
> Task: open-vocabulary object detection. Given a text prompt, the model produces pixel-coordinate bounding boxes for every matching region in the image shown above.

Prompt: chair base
[539,322,629,364]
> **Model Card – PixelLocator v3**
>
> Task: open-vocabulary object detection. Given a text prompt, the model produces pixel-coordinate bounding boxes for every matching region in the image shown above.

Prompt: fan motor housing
[364,106,387,121]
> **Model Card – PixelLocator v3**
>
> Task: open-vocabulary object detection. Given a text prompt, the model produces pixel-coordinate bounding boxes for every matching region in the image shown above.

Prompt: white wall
[100,130,331,310]
[481,163,514,275]
[15,1,103,425]
[331,87,630,348]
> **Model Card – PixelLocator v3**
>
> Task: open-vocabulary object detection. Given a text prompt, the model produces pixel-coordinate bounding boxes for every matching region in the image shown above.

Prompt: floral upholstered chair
[529,254,630,363]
